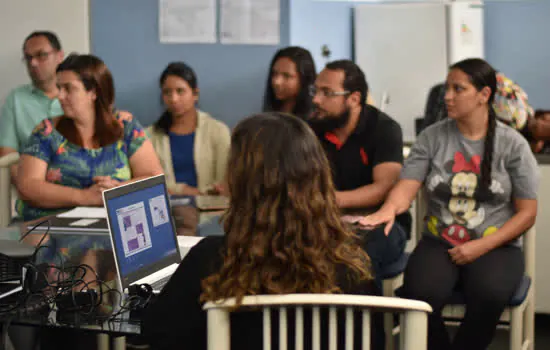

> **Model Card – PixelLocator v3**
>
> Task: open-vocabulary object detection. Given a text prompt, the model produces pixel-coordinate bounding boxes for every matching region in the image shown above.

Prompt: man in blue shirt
[0,31,64,178]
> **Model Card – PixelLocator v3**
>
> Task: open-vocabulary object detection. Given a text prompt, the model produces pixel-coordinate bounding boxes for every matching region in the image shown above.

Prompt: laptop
[103,174,181,294]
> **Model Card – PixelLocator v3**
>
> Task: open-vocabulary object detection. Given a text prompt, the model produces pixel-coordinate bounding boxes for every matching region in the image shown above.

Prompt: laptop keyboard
[150,275,171,291]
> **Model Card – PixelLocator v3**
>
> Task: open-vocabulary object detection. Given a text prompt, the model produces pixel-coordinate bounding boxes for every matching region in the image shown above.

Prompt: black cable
[31,245,62,268]
[70,264,102,315]
[73,281,99,315]
[21,261,56,297]
[49,263,105,324]
[26,246,67,290]
[104,283,153,323]
[108,295,142,320]
[30,223,52,263]
[0,275,45,318]
[82,280,113,319]
[18,219,50,243]
[90,280,124,321]
[19,292,51,317]
[0,253,69,318]
[0,253,154,339]
[0,289,51,327]
[75,263,100,285]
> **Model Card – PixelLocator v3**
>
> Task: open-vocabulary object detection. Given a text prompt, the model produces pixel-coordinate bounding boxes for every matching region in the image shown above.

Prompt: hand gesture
[448,239,489,265]
[93,176,121,191]
[80,184,105,206]
[177,184,201,196]
[207,183,228,197]
[358,206,397,236]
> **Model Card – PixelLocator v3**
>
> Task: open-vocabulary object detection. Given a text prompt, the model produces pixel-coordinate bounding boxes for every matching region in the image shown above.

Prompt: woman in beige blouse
[147,62,230,196]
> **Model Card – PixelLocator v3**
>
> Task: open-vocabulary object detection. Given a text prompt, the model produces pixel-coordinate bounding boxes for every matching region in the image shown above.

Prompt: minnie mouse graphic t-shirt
[402,118,539,247]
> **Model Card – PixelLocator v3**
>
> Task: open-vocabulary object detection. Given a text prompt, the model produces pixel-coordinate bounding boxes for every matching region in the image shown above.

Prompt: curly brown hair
[200,112,372,306]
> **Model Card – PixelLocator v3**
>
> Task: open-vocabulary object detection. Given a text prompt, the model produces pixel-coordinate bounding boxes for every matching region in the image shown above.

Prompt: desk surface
[9,309,142,337]
[0,199,369,333]
[0,200,224,336]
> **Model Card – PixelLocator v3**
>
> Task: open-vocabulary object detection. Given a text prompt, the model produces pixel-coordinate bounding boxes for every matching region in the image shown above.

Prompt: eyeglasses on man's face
[22,51,55,63]
[309,85,350,98]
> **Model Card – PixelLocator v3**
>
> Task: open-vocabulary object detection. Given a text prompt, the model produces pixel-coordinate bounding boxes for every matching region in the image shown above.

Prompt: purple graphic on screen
[123,216,131,230]
[136,223,146,244]
[127,238,139,251]
[154,206,166,221]
[136,223,144,234]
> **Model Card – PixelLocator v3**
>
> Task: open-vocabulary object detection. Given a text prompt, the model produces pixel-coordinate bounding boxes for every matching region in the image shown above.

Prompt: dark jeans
[360,222,407,288]
[403,237,524,350]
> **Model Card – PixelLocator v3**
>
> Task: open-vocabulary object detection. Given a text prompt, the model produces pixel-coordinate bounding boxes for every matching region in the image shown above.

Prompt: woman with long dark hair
[144,112,382,349]
[361,58,539,350]
[147,62,230,196]
[16,54,162,220]
[263,47,316,119]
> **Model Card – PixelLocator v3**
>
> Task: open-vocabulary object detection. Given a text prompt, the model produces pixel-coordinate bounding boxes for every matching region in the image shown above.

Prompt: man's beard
[308,107,351,133]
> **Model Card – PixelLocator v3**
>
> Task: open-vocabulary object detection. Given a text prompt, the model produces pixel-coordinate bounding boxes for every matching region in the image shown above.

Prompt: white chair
[0,152,19,228]
[204,293,432,350]
[380,254,409,350]
[413,192,535,350]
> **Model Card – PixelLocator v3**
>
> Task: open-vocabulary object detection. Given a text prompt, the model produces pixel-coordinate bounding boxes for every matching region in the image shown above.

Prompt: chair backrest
[523,226,536,286]
[414,189,428,244]
[203,294,431,350]
[0,153,19,227]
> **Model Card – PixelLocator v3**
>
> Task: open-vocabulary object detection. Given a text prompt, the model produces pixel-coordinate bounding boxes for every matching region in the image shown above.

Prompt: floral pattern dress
[17,114,147,221]
[17,114,149,265]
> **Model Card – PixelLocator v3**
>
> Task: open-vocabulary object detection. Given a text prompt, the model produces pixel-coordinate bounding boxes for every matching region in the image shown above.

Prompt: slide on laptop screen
[104,175,180,290]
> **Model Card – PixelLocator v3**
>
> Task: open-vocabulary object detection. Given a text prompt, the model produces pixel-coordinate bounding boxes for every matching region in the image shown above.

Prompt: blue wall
[485,1,550,110]
[290,0,354,70]
[91,0,290,127]
[290,0,550,110]
[91,0,549,127]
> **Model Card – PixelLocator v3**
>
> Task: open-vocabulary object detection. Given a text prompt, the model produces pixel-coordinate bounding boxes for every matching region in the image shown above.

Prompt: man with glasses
[0,31,64,178]
[309,60,408,284]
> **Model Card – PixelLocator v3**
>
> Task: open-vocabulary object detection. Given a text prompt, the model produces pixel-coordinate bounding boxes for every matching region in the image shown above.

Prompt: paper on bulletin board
[159,0,217,44]
[220,0,280,45]
[447,1,484,64]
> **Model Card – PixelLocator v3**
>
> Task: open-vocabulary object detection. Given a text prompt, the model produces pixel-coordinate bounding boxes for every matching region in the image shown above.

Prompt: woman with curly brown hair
[143,112,382,350]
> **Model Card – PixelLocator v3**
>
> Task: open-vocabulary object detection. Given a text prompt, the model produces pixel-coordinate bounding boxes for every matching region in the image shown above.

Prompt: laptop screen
[103,175,180,289]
